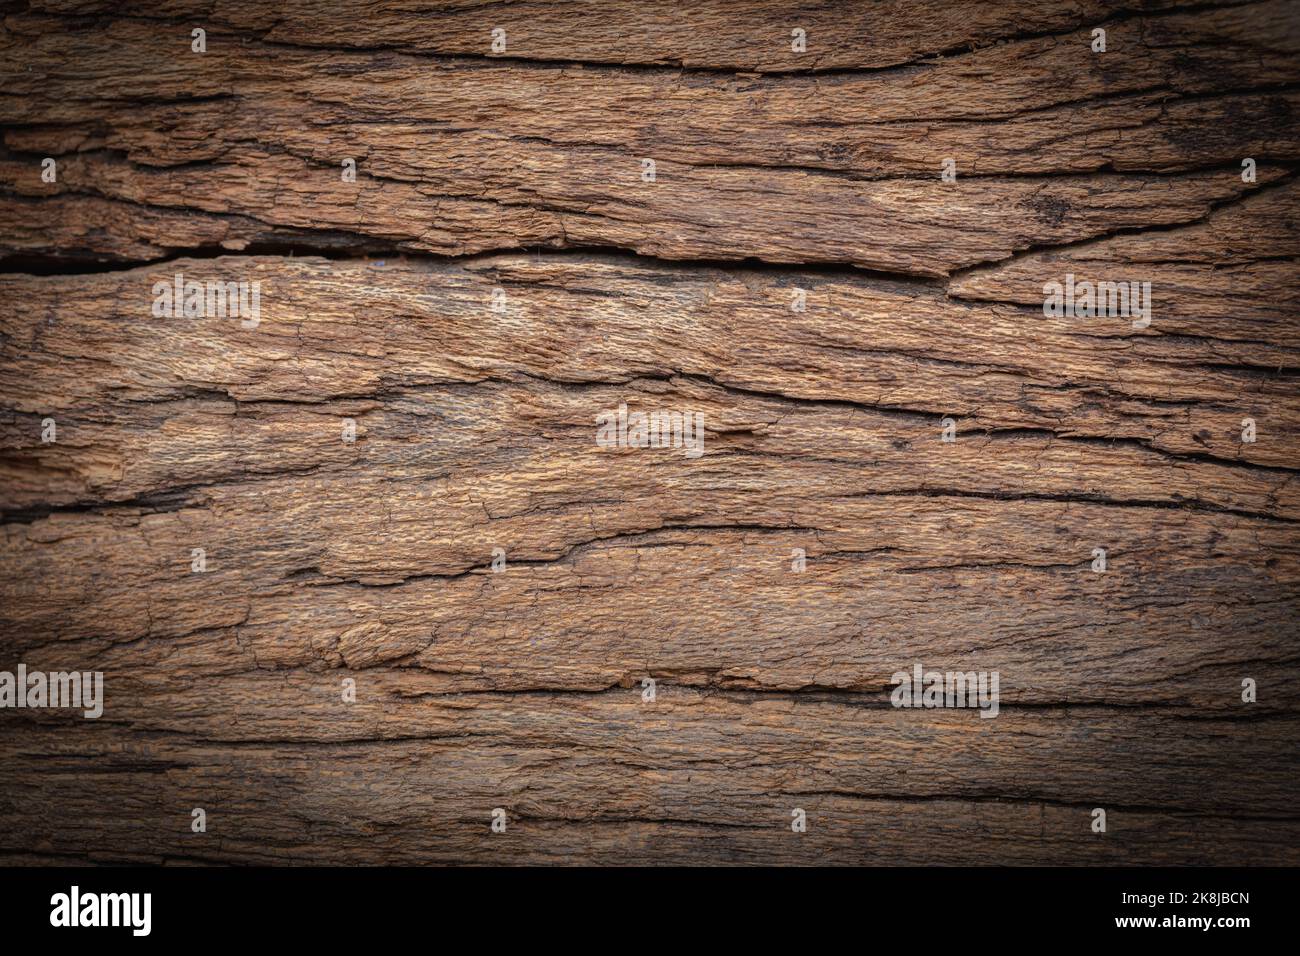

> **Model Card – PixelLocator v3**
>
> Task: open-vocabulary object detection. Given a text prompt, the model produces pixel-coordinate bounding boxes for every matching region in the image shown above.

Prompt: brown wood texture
[1,0,1298,865]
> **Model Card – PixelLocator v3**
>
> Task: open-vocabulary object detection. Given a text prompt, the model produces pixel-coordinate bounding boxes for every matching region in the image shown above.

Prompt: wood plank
[4,3,1299,272]
[1,0,1297,866]
[2,698,1296,864]
[19,0,1195,72]
[1,256,1297,714]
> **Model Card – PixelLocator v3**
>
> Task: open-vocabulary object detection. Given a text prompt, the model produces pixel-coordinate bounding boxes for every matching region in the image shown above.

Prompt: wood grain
[1,0,1297,865]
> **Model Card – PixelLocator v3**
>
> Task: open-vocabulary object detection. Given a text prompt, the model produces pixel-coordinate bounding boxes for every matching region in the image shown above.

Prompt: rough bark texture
[1,0,1298,865]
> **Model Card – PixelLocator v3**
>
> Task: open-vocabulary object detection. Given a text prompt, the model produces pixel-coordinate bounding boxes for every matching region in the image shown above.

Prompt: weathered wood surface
[5,1,1300,272]
[1,0,1298,865]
